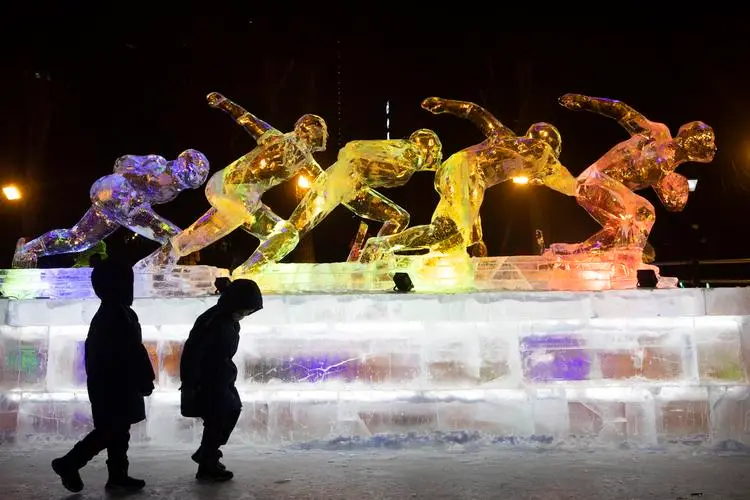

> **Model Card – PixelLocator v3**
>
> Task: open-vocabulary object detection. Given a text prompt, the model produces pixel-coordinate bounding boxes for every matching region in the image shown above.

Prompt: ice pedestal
[0,248,672,300]
[0,266,227,300]
[254,249,658,294]
[2,287,748,447]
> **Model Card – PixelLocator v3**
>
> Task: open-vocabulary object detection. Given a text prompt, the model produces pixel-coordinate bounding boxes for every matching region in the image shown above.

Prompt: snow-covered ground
[1,441,750,499]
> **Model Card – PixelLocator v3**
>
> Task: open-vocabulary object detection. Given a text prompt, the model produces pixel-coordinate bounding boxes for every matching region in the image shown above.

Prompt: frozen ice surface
[2,443,750,499]
[1,287,749,447]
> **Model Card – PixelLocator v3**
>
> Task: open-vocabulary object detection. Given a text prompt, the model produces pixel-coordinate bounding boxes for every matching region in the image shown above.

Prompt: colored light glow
[2,185,21,200]
[297,175,311,189]
[512,176,529,185]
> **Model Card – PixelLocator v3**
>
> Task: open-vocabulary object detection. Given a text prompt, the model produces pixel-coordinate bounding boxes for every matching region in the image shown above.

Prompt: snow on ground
[2,441,750,499]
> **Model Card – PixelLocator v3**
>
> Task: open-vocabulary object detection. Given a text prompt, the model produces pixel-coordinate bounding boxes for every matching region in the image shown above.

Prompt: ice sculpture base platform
[0,265,228,300]
[252,248,673,294]
[0,248,673,300]
[2,287,749,447]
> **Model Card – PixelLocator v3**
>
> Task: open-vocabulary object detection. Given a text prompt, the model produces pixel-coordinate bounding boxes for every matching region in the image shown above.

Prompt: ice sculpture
[11,150,209,269]
[358,97,578,262]
[135,92,329,272]
[227,128,443,277]
[548,94,716,256]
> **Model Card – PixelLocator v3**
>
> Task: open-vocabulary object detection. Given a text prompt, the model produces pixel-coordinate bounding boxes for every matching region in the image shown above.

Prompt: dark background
[1,10,748,276]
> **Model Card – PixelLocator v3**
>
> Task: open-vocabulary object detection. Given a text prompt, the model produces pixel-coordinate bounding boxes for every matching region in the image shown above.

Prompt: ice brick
[532,389,570,438]
[656,387,710,441]
[521,334,592,382]
[694,317,745,382]
[16,395,93,442]
[0,327,49,390]
[158,341,183,388]
[709,386,750,446]
[233,401,270,442]
[0,393,19,443]
[565,388,657,445]
[145,400,197,444]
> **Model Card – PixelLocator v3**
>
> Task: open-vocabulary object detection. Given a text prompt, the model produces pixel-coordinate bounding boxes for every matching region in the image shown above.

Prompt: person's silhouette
[51,259,155,493]
[180,279,263,481]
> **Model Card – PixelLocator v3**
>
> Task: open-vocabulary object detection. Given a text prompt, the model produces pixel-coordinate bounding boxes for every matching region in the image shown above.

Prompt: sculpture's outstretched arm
[207,92,277,142]
[422,97,514,138]
[559,94,652,136]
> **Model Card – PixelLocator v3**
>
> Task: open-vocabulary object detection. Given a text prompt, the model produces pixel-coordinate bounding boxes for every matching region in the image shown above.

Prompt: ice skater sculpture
[547,94,716,257]
[12,150,209,269]
[358,97,578,262]
[230,128,443,277]
[135,92,329,271]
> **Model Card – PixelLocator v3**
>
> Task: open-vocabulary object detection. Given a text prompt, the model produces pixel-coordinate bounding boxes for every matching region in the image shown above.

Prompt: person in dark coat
[51,259,156,493]
[180,279,263,481]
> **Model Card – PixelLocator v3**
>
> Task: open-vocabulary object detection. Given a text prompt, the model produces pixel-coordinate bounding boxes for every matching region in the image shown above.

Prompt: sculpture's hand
[421,97,446,114]
[207,92,227,108]
[558,94,586,111]
[468,241,488,258]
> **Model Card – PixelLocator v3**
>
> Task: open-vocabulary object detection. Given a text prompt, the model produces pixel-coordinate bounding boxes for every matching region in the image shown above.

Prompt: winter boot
[196,463,234,482]
[104,460,146,492]
[51,457,84,493]
[191,447,226,470]
[195,450,233,482]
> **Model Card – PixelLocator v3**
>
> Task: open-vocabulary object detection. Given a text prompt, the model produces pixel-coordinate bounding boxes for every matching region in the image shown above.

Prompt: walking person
[180,279,263,481]
[51,259,156,492]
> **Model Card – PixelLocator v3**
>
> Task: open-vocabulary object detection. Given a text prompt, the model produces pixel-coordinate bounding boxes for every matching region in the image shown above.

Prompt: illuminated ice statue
[547,94,716,257]
[12,150,209,268]
[135,92,329,271]
[228,128,444,277]
[358,97,578,262]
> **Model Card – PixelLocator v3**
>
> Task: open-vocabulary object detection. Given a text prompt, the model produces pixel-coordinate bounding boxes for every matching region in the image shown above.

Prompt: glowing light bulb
[297,175,311,189]
[2,185,21,200]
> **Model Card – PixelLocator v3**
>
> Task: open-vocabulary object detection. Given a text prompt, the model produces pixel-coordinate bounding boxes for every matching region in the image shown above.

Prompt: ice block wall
[1,288,749,446]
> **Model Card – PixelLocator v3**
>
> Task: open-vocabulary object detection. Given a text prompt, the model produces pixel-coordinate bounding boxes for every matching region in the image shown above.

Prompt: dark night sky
[1,10,749,273]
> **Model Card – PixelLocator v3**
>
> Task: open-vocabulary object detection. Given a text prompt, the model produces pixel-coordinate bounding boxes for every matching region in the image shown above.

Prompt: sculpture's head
[409,128,443,171]
[295,114,328,152]
[172,149,210,190]
[525,122,562,158]
[676,121,716,163]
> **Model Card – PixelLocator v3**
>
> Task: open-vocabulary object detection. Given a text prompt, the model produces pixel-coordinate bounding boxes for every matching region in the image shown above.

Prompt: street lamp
[2,185,22,201]
[512,176,529,185]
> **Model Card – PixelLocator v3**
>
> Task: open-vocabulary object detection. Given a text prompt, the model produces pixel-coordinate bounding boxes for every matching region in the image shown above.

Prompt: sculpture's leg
[232,170,350,277]
[549,169,655,254]
[123,205,182,243]
[135,172,252,270]
[358,216,464,263]
[343,187,410,237]
[467,215,488,257]
[134,207,244,270]
[232,191,341,278]
[13,207,119,268]
[231,204,296,277]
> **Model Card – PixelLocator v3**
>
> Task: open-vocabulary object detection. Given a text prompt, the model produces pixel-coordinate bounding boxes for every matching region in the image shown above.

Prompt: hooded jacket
[86,260,155,428]
[180,280,262,417]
